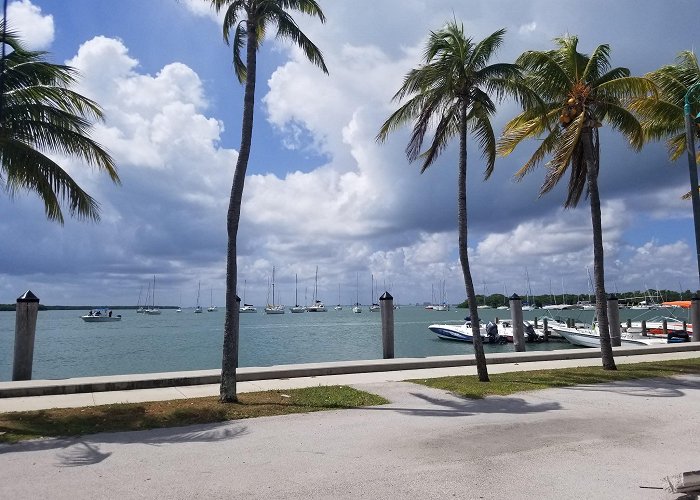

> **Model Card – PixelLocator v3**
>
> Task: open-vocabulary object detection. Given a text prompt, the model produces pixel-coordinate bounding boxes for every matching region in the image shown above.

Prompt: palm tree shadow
[363,391,561,418]
[564,377,700,398]
[1,421,248,467]
[55,441,111,467]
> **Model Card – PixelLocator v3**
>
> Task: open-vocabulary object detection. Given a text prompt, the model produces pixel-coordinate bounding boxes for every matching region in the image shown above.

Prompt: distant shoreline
[0,305,179,312]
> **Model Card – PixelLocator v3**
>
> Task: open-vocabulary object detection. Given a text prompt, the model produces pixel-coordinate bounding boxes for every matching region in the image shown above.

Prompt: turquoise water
[0,306,683,381]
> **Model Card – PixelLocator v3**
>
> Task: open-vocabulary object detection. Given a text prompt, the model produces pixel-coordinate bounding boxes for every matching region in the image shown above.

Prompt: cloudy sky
[1,0,699,307]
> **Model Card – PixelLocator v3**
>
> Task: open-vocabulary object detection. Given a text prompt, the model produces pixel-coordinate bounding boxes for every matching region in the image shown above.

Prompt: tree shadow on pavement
[0,421,248,467]
[362,391,561,417]
[563,376,700,398]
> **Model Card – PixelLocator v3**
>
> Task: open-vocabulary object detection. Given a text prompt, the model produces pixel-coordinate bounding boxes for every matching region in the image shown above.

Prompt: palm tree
[0,26,119,223]
[497,36,654,370]
[209,0,328,402]
[629,50,700,192]
[377,23,524,382]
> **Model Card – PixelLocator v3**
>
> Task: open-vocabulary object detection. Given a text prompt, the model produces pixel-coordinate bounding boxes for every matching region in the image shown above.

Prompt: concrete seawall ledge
[1,342,700,398]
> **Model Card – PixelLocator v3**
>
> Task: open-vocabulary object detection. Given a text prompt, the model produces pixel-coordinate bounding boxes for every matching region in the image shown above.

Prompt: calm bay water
[0,306,685,381]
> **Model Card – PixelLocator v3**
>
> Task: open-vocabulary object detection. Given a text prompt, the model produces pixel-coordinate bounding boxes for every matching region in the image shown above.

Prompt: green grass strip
[410,358,700,399]
[0,386,388,443]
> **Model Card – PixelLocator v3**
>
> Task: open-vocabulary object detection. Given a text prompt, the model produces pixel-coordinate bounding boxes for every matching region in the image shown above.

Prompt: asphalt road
[1,376,699,499]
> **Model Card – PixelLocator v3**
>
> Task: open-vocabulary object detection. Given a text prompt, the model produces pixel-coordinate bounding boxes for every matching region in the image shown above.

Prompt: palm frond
[582,44,611,82]
[468,102,497,179]
[541,111,585,194]
[273,10,328,73]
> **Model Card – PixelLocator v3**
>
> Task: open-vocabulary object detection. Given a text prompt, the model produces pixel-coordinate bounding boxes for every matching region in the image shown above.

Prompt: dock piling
[380,292,394,359]
[13,290,40,381]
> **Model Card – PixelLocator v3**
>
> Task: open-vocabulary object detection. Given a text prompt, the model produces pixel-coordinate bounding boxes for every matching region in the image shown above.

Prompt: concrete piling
[607,295,621,347]
[13,290,40,381]
[509,294,525,352]
[380,292,394,359]
[692,295,700,342]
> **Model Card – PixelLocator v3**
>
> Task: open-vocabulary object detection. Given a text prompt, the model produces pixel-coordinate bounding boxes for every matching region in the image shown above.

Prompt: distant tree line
[456,289,694,308]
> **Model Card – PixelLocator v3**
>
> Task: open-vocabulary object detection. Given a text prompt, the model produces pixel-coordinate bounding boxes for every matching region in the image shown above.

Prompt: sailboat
[265,267,285,314]
[207,288,217,312]
[522,268,536,311]
[176,292,182,312]
[136,286,145,313]
[497,284,509,310]
[144,275,161,315]
[352,274,362,313]
[307,266,327,312]
[239,279,257,313]
[334,284,343,310]
[369,274,380,312]
[194,281,203,313]
[290,274,306,313]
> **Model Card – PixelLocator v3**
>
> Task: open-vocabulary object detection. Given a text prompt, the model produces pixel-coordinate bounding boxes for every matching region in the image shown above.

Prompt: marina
[1,305,693,381]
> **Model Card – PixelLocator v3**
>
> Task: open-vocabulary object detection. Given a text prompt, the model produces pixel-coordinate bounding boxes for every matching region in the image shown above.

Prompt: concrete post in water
[534,317,538,328]
[692,295,700,342]
[662,319,668,337]
[380,292,394,359]
[509,293,525,352]
[542,318,549,341]
[13,290,40,381]
[641,320,647,337]
[626,318,632,330]
[683,321,688,334]
[607,295,621,347]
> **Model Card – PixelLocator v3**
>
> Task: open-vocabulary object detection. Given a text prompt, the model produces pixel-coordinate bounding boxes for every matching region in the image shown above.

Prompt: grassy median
[0,386,388,443]
[410,358,700,398]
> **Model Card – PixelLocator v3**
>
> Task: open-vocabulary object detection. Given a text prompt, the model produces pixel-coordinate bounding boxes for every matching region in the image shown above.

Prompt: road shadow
[360,390,561,417]
[563,376,700,398]
[0,420,248,467]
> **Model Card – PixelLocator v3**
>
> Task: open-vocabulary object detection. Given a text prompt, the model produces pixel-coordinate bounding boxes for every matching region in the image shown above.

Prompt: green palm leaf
[1,27,118,223]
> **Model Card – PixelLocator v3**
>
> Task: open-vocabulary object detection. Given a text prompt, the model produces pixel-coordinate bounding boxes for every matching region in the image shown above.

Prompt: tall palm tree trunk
[220,26,259,403]
[582,125,616,370]
[458,101,489,382]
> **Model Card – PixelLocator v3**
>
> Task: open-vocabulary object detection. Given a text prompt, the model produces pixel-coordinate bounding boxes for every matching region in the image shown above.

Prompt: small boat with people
[81,308,121,322]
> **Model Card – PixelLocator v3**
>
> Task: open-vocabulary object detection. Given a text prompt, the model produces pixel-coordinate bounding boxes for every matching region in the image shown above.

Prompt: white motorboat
[428,318,510,343]
[494,320,546,343]
[622,317,692,336]
[81,308,121,322]
[551,324,673,348]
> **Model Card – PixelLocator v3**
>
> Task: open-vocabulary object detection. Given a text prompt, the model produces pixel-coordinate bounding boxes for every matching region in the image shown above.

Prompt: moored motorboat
[428,318,507,344]
[551,324,684,347]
